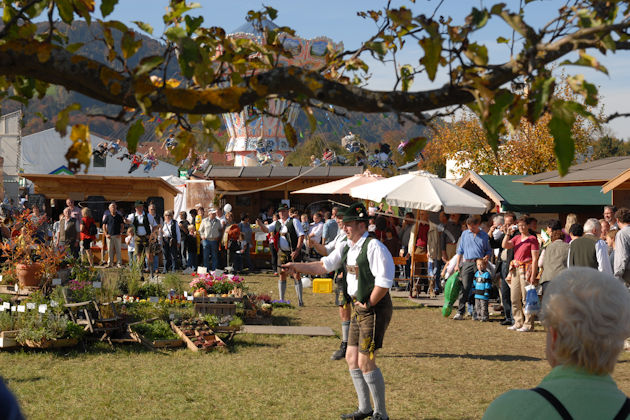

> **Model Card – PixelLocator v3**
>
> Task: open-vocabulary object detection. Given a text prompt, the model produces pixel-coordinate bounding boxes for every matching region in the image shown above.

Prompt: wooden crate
[0,330,19,349]
[194,302,236,317]
[129,330,184,350]
[23,338,79,349]
[170,322,226,353]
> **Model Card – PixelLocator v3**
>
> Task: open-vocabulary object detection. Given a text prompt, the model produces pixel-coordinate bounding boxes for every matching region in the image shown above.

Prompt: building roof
[21,128,178,177]
[202,165,362,179]
[458,171,611,212]
[515,156,630,186]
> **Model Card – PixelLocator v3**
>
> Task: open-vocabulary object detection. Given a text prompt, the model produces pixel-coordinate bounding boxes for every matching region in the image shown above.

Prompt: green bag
[442,272,461,317]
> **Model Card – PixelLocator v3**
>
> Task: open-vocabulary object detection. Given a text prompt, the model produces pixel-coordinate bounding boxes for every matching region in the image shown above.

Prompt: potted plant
[0,210,66,288]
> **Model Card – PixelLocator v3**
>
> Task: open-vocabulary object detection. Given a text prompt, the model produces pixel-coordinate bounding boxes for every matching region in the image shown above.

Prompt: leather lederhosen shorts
[348,292,393,355]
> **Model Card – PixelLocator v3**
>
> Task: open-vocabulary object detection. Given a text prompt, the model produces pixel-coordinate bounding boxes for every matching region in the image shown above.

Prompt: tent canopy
[351,171,490,214]
[292,171,383,195]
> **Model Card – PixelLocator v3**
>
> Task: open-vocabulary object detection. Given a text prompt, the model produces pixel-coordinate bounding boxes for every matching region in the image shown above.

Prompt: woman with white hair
[483,267,630,419]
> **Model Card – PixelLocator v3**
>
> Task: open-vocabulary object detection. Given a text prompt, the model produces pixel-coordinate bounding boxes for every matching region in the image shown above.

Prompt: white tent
[351,170,490,214]
[21,128,178,177]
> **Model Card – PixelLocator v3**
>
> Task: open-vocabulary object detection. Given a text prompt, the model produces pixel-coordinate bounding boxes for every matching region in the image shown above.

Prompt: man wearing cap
[283,202,394,420]
[127,200,157,264]
[310,208,353,360]
[199,206,222,271]
[257,203,306,306]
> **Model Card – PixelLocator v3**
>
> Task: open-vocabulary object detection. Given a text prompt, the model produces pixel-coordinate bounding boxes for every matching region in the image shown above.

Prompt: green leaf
[65,42,84,53]
[100,0,118,18]
[126,120,145,153]
[484,89,513,150]
[132,20,153,35]
[560,51,608,75]
[303,106,317,133]
[121,31,142,59]
[464,43,488,66]
[283,122,297,147]
[57,1,74,24]
[403,137,427,162]
[496,36,509,44]
[55,103,81,137]
[400,64,414,91]
[265,6,278,20]
[164,26,187,41]
[202,114,221,130]
[418,20,442,81]
[135,55,164,76]
[467,7,489,29]
[184,15,204,36]
[549,101,577,176]
[529,76,555,122]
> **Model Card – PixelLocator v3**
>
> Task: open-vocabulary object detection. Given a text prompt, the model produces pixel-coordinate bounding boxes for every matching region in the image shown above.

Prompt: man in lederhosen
[283,202,394,420]
[258,203,306,306]
[126,200,157,265]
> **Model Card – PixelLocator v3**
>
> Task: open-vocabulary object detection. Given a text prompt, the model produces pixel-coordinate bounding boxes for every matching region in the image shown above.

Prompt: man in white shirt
[127,200,157,264]
[283,202,394,420]
[257,203,305,306]
[198,207,222,271]
[583,217,612,274]
[161,210,182,273]
[308,212,324,251]
[310,210,350,360]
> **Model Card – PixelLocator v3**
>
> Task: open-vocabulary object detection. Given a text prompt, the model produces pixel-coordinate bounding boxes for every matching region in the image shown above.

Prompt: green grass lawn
[2,272,630,419]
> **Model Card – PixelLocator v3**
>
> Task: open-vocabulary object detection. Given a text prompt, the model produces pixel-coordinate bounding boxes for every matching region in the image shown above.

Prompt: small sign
[0,275,3,282]
[213,269,224,276]
[187,296,193,301]
[26,303,35,310]
[184,291,188,298]
[149,296,159,303]
[0,306,4,312]
[10,306,16,312]
[38,304,47,313]
[14,284,18,292]
[197,267,207,275]
[169,313,175,320]
[50,300,58,307]
[52,278,62,286]
[17,305,25,313]
[2,302,9,309]
[93,281,102,289]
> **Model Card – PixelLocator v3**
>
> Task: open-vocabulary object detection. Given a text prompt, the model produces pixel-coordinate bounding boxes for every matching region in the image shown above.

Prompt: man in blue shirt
[454,216,492,320]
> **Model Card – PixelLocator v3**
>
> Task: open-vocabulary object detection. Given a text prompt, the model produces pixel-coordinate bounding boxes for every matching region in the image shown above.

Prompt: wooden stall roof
[201,165,363,193]
[603,167,630,193]
[22,173,180,201]
[515,156,630,186]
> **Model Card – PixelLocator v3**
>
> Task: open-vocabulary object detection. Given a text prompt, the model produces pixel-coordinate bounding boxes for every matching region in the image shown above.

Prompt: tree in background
[424,76,601,176]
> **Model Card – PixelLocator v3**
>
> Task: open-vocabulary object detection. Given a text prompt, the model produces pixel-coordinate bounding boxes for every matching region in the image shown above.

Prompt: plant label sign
[187,296,193,301]
[0,306,4,312]
[50,300,58,307]
[10,306,16,312]
[149,296,159,303]
[93,281,102,289]
[197,267,207,275]
[14,284,18,292]
[26,303,35,310]
[38,304,47,313]
[184,291,188,298]
[2,302,9,309]
[17,305,25,313]
[0,274,3,282]
[52,278,62,286]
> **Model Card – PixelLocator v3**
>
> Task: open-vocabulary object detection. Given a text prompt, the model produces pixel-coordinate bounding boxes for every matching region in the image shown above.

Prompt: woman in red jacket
[80,207,96,266]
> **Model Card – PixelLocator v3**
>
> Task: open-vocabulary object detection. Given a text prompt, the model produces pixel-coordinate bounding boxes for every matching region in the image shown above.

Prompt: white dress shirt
[126,212,157,236]
[322,232,394,297]
[325,229,347,254]
[267,218,305,251]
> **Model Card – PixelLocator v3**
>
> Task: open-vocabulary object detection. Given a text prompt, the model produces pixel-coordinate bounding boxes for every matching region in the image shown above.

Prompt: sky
[95,0,630,138]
